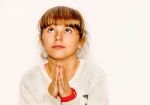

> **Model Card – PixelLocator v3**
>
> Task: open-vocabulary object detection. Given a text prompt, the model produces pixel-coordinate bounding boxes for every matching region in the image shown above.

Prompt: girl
[19,6,107,105]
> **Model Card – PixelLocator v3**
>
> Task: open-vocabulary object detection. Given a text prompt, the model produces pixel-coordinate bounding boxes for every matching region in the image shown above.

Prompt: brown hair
[38,6,87,46]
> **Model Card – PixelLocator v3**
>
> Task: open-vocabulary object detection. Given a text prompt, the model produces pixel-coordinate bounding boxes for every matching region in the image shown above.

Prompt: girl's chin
[49,54,67,60]
[53,56,65,60]
[48,52,76,60]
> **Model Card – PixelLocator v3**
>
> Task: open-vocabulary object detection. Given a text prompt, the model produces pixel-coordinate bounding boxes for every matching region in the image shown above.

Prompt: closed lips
[52,45,65,48]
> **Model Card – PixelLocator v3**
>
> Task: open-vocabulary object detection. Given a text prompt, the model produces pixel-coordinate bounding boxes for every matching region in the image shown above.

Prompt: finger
[59,67,65,87]
[61,66,69,87]
[53,66,59,86]
[56,62,61,68]
[58,72,63,89]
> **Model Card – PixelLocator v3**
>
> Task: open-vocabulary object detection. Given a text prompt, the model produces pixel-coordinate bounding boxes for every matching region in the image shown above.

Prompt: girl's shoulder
[82,59,106,82]
[20,64,44,86]
[78,59,107,92]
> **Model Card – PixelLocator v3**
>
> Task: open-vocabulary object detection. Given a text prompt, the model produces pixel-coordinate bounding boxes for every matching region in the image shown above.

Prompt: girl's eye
[47,27,54,33]
[65,27,72,33]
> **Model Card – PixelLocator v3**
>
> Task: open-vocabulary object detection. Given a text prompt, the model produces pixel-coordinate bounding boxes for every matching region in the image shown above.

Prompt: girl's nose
[55,31,63,42]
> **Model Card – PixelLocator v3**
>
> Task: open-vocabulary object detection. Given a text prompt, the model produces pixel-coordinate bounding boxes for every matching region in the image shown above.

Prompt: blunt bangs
[39,6,85,36]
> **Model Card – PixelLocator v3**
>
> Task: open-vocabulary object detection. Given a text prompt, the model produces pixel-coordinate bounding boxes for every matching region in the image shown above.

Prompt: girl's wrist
[60,88,77,102]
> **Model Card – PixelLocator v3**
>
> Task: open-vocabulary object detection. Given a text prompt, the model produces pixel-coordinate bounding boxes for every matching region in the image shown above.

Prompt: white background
[0,0,150,105]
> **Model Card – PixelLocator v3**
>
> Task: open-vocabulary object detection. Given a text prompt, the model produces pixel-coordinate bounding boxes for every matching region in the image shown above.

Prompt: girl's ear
[78,34,86,49]
[78,42,82,49]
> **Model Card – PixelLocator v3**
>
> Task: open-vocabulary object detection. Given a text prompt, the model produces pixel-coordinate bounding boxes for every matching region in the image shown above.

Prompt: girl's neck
[46,56,80,81]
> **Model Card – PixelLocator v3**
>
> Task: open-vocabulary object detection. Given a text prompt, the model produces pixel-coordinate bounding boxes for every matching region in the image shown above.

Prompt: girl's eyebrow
[65,24,74,28]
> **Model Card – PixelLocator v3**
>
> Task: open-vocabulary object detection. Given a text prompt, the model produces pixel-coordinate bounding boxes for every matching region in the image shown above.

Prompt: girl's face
[41,24,81,60]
